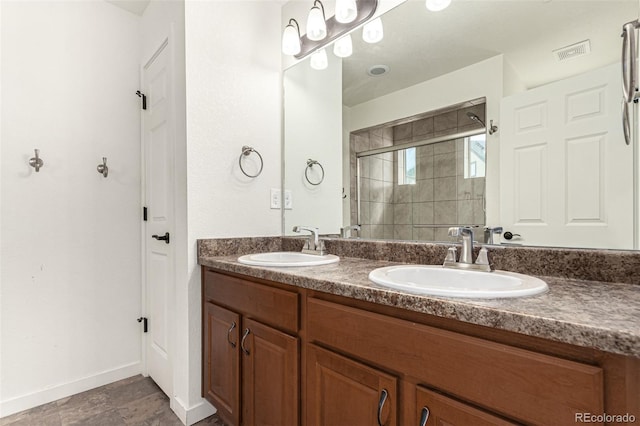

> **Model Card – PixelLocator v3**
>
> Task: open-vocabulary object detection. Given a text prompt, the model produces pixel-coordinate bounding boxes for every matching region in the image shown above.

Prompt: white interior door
[500,63,633,249]
[143,40,174,397]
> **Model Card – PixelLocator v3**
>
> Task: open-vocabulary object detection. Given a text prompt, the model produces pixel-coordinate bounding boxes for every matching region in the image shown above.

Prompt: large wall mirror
[283,0,639,250]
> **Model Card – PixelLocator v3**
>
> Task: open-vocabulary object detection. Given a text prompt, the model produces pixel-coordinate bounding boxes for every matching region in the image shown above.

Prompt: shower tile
[393,122,413,141]
[370,127,384,138]
[394,184,412,203]
[383,181,394,203]
[393,203,412,224]
[414,227,435,242]
[370,179,384,202]
[360,157,370,178]
[417,155,434,179]
[370,225,385,239]
[416,144,434,157]
[383,225,394,239]
[433,140,456,155]
[434,201,457,224]
[434,227,451,242]
[353,133,370,153]
[413,179,434,202]
[383,160,394,182]
[370,157,384,180]
[413,202,434,225]
[473,177,486,199]
[394,225,413,240]
[413,117,434,137]
[360,202,371,224]
[457,200,475,225]
[382,127,394,145]
[371,202,384,224]
[457,177,473,201]
[433,153,456,177]
[360,178,371,202]
[434,111,457,133]
[359,225,371,238]
[370,134,384,149]
[383,203,394,224]
[473,198,486,224]
[434,177,457,201]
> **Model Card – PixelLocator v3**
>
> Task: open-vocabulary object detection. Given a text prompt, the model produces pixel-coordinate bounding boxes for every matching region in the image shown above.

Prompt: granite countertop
[199,254,640,359]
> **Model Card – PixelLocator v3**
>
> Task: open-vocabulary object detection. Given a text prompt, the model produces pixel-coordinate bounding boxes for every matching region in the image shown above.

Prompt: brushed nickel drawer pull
[377,389,388,426]
[227,321,237,348]
[241,328,251,355]
[419,406,430,426]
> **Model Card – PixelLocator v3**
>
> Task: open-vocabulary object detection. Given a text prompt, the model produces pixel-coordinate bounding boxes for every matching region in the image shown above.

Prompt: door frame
[140,32,176,398]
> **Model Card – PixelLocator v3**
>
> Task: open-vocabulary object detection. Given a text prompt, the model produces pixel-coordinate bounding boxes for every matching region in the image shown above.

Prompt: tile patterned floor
[0,375,226,426]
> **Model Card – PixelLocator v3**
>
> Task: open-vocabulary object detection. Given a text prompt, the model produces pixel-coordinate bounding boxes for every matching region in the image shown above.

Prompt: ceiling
[342,0,637,106]
[104,0,150,16]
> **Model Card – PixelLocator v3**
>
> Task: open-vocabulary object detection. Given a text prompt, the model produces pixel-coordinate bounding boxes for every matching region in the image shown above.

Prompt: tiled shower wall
[350,102,486,241]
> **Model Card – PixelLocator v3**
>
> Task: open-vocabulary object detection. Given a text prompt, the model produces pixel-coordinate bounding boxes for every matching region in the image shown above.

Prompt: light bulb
[310,49,328,70]
[333,34,353,58]
[282,20,301,55]
[426,0,451,12]
[306,2,327,41]
[362,17,383,44]
[335,0,357,23]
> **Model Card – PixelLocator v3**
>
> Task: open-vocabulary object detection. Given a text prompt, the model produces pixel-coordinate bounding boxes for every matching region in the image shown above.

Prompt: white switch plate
[270,188,281,209]
[284,190,292,210]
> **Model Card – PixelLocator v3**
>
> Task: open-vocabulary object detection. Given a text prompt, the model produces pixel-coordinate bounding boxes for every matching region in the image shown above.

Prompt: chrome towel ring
[305,159,324,185]
[239,146,263,178]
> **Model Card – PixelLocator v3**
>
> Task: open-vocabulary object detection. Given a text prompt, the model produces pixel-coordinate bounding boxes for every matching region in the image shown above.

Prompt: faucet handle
[448,227,462,237]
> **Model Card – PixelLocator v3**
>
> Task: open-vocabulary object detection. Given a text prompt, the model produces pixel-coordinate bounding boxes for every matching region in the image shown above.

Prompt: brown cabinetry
[202,267,638,426]
[306,344,397,426]
[202,269,300,426]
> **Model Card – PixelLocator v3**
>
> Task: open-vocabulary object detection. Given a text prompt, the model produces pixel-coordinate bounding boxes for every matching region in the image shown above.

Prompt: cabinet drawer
[203,269,299,334]
[307,298,603,426]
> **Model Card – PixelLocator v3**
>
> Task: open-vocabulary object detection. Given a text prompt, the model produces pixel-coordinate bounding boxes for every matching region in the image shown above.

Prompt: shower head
[466,112,486,127]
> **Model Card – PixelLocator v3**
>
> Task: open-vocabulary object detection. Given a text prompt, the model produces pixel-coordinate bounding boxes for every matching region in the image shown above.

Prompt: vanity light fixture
[310,48,329,70]
[333,34,353,58]
[335,0,358,24]
[426,0,451,12]
[307,0,328,41]
[282,19,302,56]
[362,17,383,43]
[281,0,378,60]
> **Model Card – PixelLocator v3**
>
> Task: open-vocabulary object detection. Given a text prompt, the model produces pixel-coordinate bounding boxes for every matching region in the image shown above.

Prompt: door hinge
[135,90,147,110]
[143,206,148,222]
[137,317,148,333]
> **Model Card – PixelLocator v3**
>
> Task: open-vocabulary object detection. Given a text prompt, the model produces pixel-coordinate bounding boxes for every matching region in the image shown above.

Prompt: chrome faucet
[340,225,361,238]
[484,226,503,244]
[444,227,491,272]
[292,226,327,255]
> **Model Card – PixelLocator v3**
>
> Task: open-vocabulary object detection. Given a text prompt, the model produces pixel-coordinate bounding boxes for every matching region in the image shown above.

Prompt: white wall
[0,1,141,416]
[184,0,282,422]
[284,53,343,235]
[346,55,505,226]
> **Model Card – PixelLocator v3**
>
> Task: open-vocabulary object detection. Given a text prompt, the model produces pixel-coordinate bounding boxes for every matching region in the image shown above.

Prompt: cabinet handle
[419,407,430,426]
[377,389,388,426]
[241,328,251,355]
[227,321,237,348]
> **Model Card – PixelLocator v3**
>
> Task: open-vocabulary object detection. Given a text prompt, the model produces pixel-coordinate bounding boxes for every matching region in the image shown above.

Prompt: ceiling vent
[553,40,591,62]
[367,65,390,77]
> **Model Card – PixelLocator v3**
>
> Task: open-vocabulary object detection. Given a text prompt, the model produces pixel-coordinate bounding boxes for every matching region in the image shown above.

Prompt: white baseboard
[0,361,142,418]
[171,396,216,426]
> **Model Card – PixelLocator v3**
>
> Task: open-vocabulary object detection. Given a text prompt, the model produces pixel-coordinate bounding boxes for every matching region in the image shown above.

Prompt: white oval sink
[369,265,548,298]
[238,252,340,267]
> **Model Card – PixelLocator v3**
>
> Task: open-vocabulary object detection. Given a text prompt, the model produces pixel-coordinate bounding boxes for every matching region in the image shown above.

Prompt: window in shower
[464,134,486,178]
[398,147,416,185]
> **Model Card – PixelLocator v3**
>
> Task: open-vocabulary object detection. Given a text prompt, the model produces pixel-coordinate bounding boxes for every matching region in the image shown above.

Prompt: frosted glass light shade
[335,0,358,23]
[282,21,301,55]
[333,34,353,58]
[362,17,383,44]
[307,4,327,41]
[310,49,328,70]
[426,0,451,12]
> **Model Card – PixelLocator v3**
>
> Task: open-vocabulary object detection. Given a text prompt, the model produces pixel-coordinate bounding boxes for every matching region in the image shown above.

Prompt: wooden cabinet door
[242,318,299,426]
[415,386,517,426]
[204,302,241,426]
[306,344,397,426]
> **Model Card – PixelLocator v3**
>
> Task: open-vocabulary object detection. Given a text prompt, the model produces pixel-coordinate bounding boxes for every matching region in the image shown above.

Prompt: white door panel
[143,40,173,397]
[501,63,633,249]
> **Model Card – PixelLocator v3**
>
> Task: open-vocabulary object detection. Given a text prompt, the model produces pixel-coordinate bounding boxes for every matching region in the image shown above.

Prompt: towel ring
[239,146,263,178]
[305,159,324,185]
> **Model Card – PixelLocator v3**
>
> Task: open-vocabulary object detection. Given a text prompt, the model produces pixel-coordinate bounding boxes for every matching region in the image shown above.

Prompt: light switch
[270,188,281,209]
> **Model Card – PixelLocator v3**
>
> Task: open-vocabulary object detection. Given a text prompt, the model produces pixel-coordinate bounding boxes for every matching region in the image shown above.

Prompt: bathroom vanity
[199,238,640,426]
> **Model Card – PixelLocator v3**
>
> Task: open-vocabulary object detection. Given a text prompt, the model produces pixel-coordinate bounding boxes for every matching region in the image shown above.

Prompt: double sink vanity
[199,234,640,426]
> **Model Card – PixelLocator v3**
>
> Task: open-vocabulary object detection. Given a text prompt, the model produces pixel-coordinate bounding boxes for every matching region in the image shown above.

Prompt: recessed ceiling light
[367,64,389,77]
